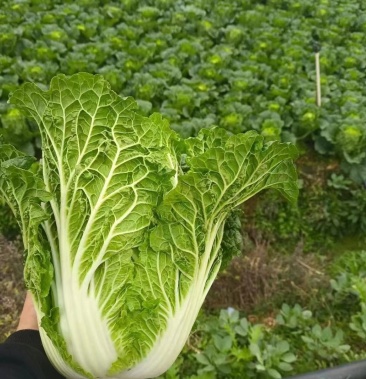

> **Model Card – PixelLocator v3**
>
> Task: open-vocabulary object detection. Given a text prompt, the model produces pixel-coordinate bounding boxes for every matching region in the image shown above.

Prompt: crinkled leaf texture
[0,73,298,379]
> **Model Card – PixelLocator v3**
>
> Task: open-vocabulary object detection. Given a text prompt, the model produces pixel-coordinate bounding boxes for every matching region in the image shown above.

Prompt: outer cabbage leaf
[0,73,298,379]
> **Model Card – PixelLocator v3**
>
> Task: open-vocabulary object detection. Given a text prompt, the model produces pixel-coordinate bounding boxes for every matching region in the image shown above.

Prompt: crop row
[1,0,366,181]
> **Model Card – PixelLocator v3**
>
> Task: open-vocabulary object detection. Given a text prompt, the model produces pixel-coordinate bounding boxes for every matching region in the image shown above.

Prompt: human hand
[17,291,39,331]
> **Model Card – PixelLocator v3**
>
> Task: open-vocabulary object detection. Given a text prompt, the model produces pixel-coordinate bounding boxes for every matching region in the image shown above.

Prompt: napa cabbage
[0,73,298,379]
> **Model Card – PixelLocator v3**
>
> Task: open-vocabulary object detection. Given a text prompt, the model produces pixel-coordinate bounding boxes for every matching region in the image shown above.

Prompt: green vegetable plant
[173,309,298,379]
[330,251,366,344]
[247,173,366,253]
[275,303,351,372]
[0,73,298,379]
[300,325,350,363]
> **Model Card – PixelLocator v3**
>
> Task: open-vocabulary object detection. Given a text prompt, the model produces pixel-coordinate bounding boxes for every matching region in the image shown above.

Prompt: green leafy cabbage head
[0,73,298,379]
[337,124,364,152]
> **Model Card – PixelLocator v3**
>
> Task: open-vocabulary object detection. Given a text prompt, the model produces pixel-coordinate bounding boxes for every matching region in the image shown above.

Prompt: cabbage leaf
[0,73,298,379]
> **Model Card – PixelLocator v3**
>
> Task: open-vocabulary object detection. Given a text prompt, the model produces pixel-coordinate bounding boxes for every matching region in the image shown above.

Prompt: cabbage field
[1,0,366,378]
[1,0,366,181]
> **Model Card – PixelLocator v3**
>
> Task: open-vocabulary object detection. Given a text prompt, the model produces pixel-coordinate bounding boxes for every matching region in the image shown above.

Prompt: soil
[0,235,25,342]
[204,241,329,313]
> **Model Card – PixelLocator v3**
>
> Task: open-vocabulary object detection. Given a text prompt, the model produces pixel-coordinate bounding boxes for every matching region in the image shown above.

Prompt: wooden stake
[315,51,321,107]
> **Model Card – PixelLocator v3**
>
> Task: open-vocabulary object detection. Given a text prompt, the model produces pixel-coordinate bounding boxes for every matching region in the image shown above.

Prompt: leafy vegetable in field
[1,0,366,181]
[0,73,298,379]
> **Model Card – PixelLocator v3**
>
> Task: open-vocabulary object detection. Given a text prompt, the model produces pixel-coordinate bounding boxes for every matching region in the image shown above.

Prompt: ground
[0,235,25,341]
